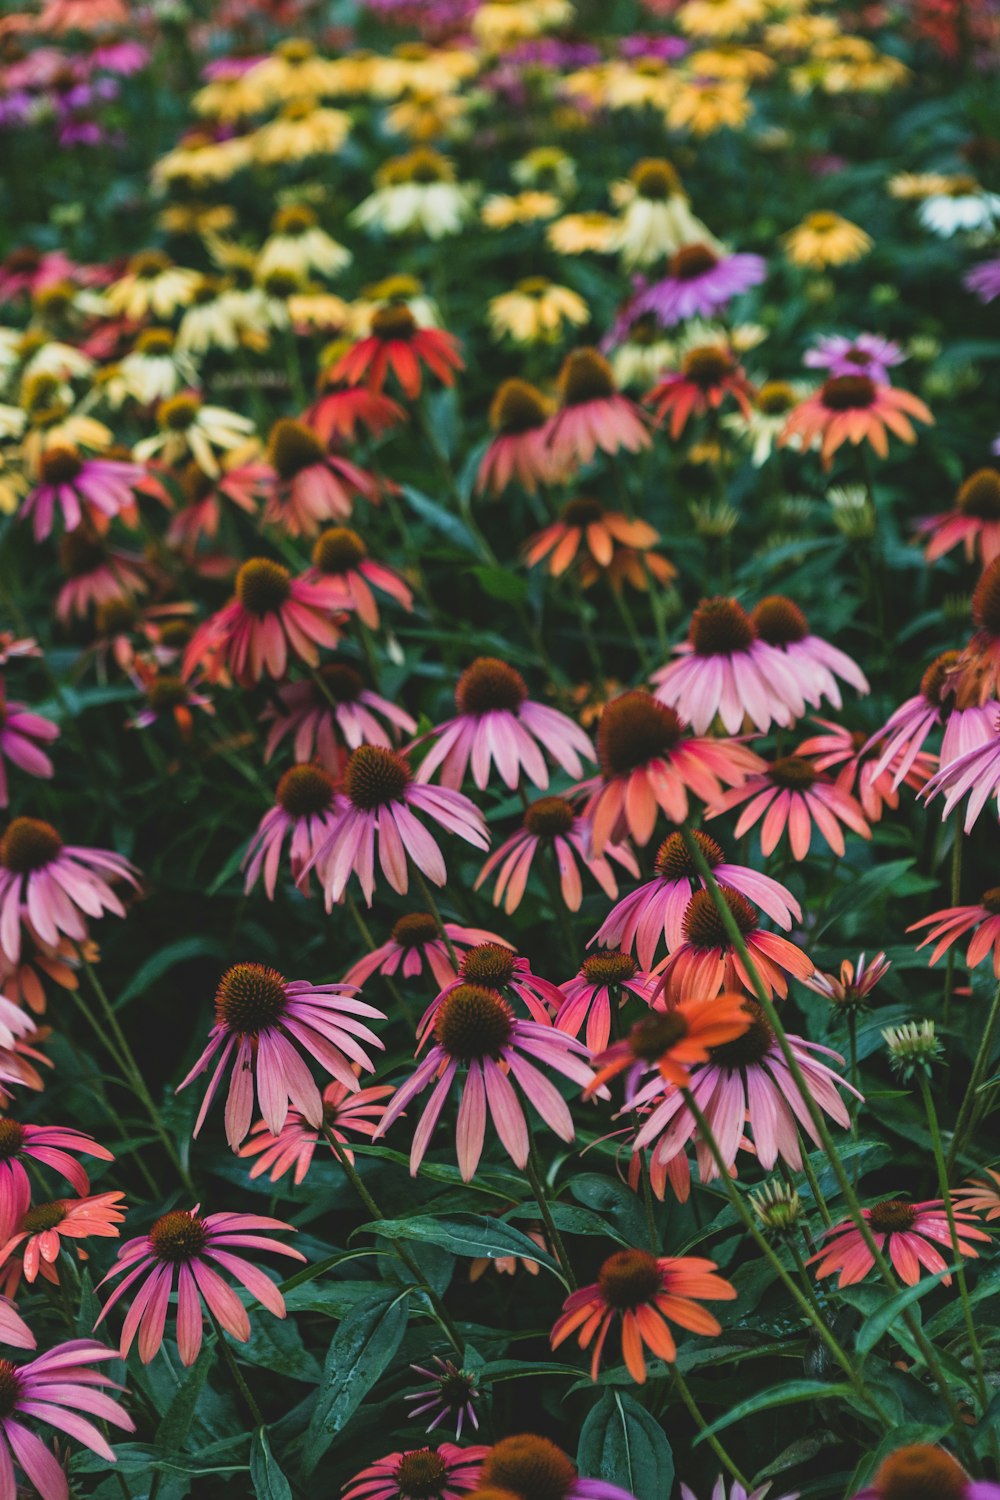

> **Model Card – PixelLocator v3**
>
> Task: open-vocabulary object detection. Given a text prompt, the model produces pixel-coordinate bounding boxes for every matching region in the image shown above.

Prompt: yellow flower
[287,289,352,332]
[665,76,752,134]
[369,45,478,100]
[487,278,589,345]
[257,205,352,281]
[106,252,200,321]
[153,133,252,188]
[472,0,574,50]
[607,316,676,391]
[250,103,351,166]
[481,191,561,228]
[159,202,236,237]
[688,45,775,80]
[677,0,769,38]
[240,39,346,109]
[512,147,577,196]
[888,171,959,201]
[783,211,872,268]
[348,275,439,336]
[352,150,477,239]
[385,92,471,142]
[546,211,618,255]
[117,328,197,407]
[134,394,255,478]
[602,60,674,112]
[0,452,24,516]
[764,14,841,50]
[22,405,112,470]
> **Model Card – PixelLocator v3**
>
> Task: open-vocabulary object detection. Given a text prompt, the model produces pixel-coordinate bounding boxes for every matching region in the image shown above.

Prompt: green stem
[638,1149,659,1253]
[414,868,459,968]
[524,1140,576,1291]
[946,979,1000,1175]
[346,890,415,1026]
[672,1364,751,1490]
[943,831,963,1033]
[208,1309,265,1427]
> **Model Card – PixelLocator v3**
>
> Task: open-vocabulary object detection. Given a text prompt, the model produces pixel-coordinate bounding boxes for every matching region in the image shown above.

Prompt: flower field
[2,0,1000,1496]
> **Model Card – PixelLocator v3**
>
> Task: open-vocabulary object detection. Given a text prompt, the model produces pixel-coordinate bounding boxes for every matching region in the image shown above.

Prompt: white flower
[918,191,1000,238]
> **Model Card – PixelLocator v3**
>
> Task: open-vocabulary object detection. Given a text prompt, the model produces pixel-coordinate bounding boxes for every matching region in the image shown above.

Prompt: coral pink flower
[243,764,342,898]
[55,530,147,623]
[921,714,1000,831]
[343,914,507,991]
[953,556,1000,705]
[305,381,405,446]
[262,419,379,536]
[652,597,804,734]
[314,746,489,907]
[631,1000,856,1186]
[706,753,871,860]
[0,926,92,1015]
[555,952,654,1052]
[593,829,800,967]
[865,650,995,788]
[97,1206,305,1365]
[802,951,890,1011]
[332,306,463,399]
[0,1191,125,1286]
[405,1359,480,1438]
[0,246,81,302]
[374,984,596,1180]
[39,0,129,29]
[581,689,765,853]
[908,888,1000,976]
[165,459,264,548]
[586,995,754,1097]
[343,1443,489,1500]
[779,375,932,467]
[523,499,663,579]
[238,1075,393,1184]
[0,689,58,807]
[415,658,594,792]
[954,1168,1000,1220]
[749,595,869,710]
[646,345,755,439]
[810,1199,989,1286]
[475,795,638,915]
[916,467,1000,567]
[795,719,935,821]
[306,527,413,628]
[421,943,565,1029]
[655,888,814,1005]
[0,636,40,667]
[477,379,558,497]
[0,1119,113,1239]
[262,665,415,766]
[0,816,139,964]
[545,349,650,469]
[178,962,385,1149]
[551,1249,735,1382]
[182,557,346,686]
[20,447,142,541]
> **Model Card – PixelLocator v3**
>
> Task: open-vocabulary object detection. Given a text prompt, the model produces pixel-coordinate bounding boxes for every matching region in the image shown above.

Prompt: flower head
[478,1433,639,1500]
[853,1445,1000,1500]
[803,952,890,1014]
[0,1190,125,1287]
[523,498,663,581]
[0,817,139,964]
[810,1199,988,1287]
[332,306,463,400]
[780,376,932,468]
[804,332,904,384]
[406,1359,481,1439]
[555,952,654,1052]
[476,795,637,915]
[262,665,415,766]
[262,418,378,537]
[585,993,753,1094]
[917,468,1000,568]
[343,1443,489,1500]
[655,887,814,1004]
[646,344,755,439]
[630,244,766,326]
[0,1120,113,1240]
[239,1076,393,1184]
[545,349,650,469]
[307,527,413,629]
[243,764,342,899]
[909,889,1000,977]
[0,690,58,808]
[20,447,142,541]
[0,1339,134,1488]
[611,158,710,268]
[706,752,871,860]
[344,914,507,991]
[750,595,869,710]
[783,212,871,269]
[477,379,558,497]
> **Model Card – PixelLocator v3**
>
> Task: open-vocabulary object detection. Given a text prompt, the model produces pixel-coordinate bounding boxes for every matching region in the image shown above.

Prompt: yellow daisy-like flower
[546,211,618,256]
[610,159,715,267]
[106,251,200,321]
[352,149,477,240]
[175,277,242,357]
[764,14,840,50]
[512,147,577,197]
[21,401,112,469]
[677,0,769,38]
[287,289,352,332]
[561,64,610,110]
[472,0,574,49]
[257,205,352,281]
[665,76,752,134]
[783,211,872,268]
[369,45,478,100]
[118,328,197,407]
[241,39,346,109]
[481,191,561,229]
[159,202,236,237]
[20,338,94,386]
[250,103,352,166]
[607,316,676,392]
[487,278,589,345]
[192,72,264,123]
[0,451,25,516]
[888,171,960,201]
[134,393,255,478]
[602,59,674,112]
[152,132,252,188]
[385,92,471,143]
[688,45,775,80]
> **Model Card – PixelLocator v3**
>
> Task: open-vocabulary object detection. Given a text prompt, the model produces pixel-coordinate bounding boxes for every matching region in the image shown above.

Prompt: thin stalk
[795,1143,833,1229]
[524,1140,577,1291]
[208,1308,264,1427]
[943,831,963,1032]
[414,868,459,968]
[947,978,1000,1174]
[638,1149,659,1253]
[345,890,414,1026]
[672,1364,751,1490]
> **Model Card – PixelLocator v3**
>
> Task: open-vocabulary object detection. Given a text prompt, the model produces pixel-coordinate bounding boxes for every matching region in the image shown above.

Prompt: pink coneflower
[332,306,463,400]
[916,468,1000,567]
[655,888,814,1006]
[420,943,564,1029]
[262,419,379,537]
[0,635,40,666]
[182,558,346,687]
[545,349,650,469]
[551,1248,735,1382]
[344,1444,489,1500]
[262,665,415,766]
[0,1298,33,1349]
[581,689,765,853]
[593,828,801,967]
[795,719,934,821]
[779,376,932,467]
[0,246,80,303]
[96,1206,305,1365]
[414,658,594,792]
[243,764,342,898]
[631,244,766,326]
[921,715,1000,831]
[585,994,753,1099]
[802,951,890,1012]
[314,746,489,906]
[56,530,147,623]
[631,1000,856,1184]
[954,1168,1000,1220]
[306,527,413,628]
[165,460,264,549]
[954,557,1000,707]
[477,1433,639,1500]
[523,498,662,579]
[555,952,654,1052]
[129,666,213,738]
[652,597,803,734]
[20,446,142,541]
[803,332,905,384]
[908,888,1000,976]
[477,379,558,497]
[854,1445,1000,1500]
[750,595,869,710]
[0,689,58,807]
[374,983,596,1180]
[0,926,93,1016]
[238,1075,393,1184]
[0,1119,113,1239]
[965,257,1000,304]
[646,344,755,439]
[0,816,139,964]
[705,753,871,860]
[865,651,995,788]
[305,381,406,446]
[475,795,637,915]
[343,913,506,990]
[405,1359,481,1438]
[178,962,385,1149]
[810,1199,989,1287]
[0,1190,125,1286]
[681,1481,797,1500]
[38,0,129,30]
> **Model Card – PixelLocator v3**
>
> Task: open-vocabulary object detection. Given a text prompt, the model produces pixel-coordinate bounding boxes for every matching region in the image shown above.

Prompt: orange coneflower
[779,375,932,467]
[523,497,660,577]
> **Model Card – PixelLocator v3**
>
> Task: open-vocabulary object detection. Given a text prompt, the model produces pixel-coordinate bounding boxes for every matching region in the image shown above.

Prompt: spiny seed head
[516,276,553,297]
[391,912,440,948]
[749,1180,802,1237]
[523,796,575,838]
[461,943,516,988]
[751,595,809,646]
[235,558,291,617]
[597,690,684,777]
[597,1247,661,1309]
[972,557,1000,634]
[0,1119,26,1159]
[626,1010,689,1061]
[708,1000,773,1068]
[157,392,201,431]
[768,754,819,789]
[276,764,335,818]
[434,983,513,1061]
[379,148,452,185]
[683,886,757,948]
[681,345,733,387]
[630,158,681,200]
[821,374,877,411]
[268,417,326,479]
[272,203,318,236]
[39,445,83,486]
[215,962,288,1034]
[318,662,364,702]
[135,327,174,355]
[756,380,796,414]
[312,526,366,574]
[344,745,410,810]
[394,1450,450,1500]
[982,886,1000,914]
[0,817,62,873]
[882,1019,941,1078]
[956,467,1000,520]
[95,597,138,635]
[872,1444,968,1500]
[559,348,615,407]
[456,658,528,716]
[868,1199,917,1235]
[560,496,605,528]
[920,650,959,706]
[371,305,417,341]
[669,243,719,279]
[689,596,756,656]
[22,1201,67,1234]
[0,1361,22,1420]
[482,1435,578,1500]
[489,378,550,434]
[581,951,637,986]
[655,829,723,879]
[149,1209,208,1263]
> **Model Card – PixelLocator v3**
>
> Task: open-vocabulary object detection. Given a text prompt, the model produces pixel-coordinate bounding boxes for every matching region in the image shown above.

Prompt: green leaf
[814,860,931,938]
[403,485,479,555]
[250,1428,292,1500]
[472,566,529,604]
[577,1390,674,1500]
[303,1291,410,1471]
[857,1268,954,1356]
[365,1214,561,1275]
[116,936,228,1010]
[155,1350,214,1452]
[695,1380,857,1441]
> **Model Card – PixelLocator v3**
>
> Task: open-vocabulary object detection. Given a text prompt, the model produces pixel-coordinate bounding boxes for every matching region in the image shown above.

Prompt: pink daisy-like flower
[705,753,871,860]
[795,719,935,822]
[96,1205,305,1366]
[0,1298,33,1349]
[810,1198,989,1287]
[165,459,265,549]
[802,951,890,1012]
[954,1168,1000,1221]
[921,714,1000,831]
[545,349,650,470]
[182,558,346,687]
[631,999,856,1186]
[646,345,755,439]
[803,332,905,384]
[332,306,463,400]
[306,527,413,629]
[262,665,415,766]
[0,816,139,965]
[20,446,142,541]
[555,951,654,1053]
[478,1433,640,1500]
[749,596,869,711]
[414,658,594,792]
[343,913,507,991]
[405,1359,481,1438]
[343,1444,489,1500]
[854,1445,1000,1500]
[374,983,596,1180]
[916,468,1000,567]
[477,379,559,497]
[55,530,147,623]
[0,636,40,667]
[238,1074,393,1184]
[652,597,804,735]
[0,1119,113,1241]
[964,257,1000,304]
[475,795,638,915]
[129,666,214,738]
[243,764,342,899]
[420,942,565,1030]
[177,961,385,1150]
[313,746,489,907]
[0,246,81,303]
[0,1190,125,1287]
[0,688,58,808]
[953,557,1000,706]
[592,828,801,967]
[655,887,814,1006]
[779,375,932,468]
[908,888,1000,977]
[0,926,93,1016]
[581,689,765,854]
[682,1480,797,1500]
[305,381,405,447]
[865,651,995,789]
[262,419,379,537]
[630,244,766,326]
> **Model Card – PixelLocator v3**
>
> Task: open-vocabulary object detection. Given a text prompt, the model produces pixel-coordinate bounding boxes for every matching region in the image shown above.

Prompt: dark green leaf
[366,1214,561,1274]
[695,1380,857,1440]
[250,1428,293,1500]
[155,1349,214,1452]
[303,1291,410,1471]
[577,1391,674,1500]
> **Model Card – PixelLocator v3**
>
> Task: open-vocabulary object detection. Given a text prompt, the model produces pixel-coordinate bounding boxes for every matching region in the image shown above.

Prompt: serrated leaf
[695,1380,857,1441]
[577,1390,674,1500]
[303,1291,409,1471]
[250,1428,292,1500]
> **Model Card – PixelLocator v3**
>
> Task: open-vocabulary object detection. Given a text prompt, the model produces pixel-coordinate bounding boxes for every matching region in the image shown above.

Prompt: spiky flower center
[58,530,106,577]
[456,658,528,716]
[215,962,288,1034]
[395,1450,450,1500]
[313,526,367,574]
[158,619,194,649]
[345,746,410,809]
[805,212,840,233]
[262,269,301,298]
[277,37,315,61]
[821,375,877,411]
[371,305,417,342]
[380,148,452,185]
[708,1000,773,1067]
[669,243,719,280]
[523,796,575,837]
[135,327,175,355]
[655,829,723,878]
[689,596,756,656]
[0,1120,26,1160]
[461,943,516,988]
[751,595,809,645]
[868,1199,918,1235]
[272,203,317,236]
[235,558,292,617]
[391,912,440,948]
[39,445,83,486]
[756,380,796,414]
[268,418,326,479]
[768,755,819,789]
[598,691,683,777]
[627,313,661,347]
[0,816,62,873]
[434,983,514,1061]
[276,764,335,818]
[957,467,1000,520]
[581,952,638,985]
[157,393,201,431]
[681,346,733,388]
[516,277,552,297]
[683,886,756,948]
[630,158,681,200]
[559,348,615,406]
[872,1444,967,1500]
[483,1436,578,1500]
[96,597,138,635]
[982,886,1000,915]
[23,1201,66,1234]
[597,1248,662,1309]
[147,676,189,712]
[0,1361,22,1421]
[920,650,958,706]
[129,249,172,279]
[628,1010,690,1062]
[150,1210,208,1263]
[490,378,549,435]
[972,557,1000,634]
[561,496,605,527]
[318,662,364,702]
